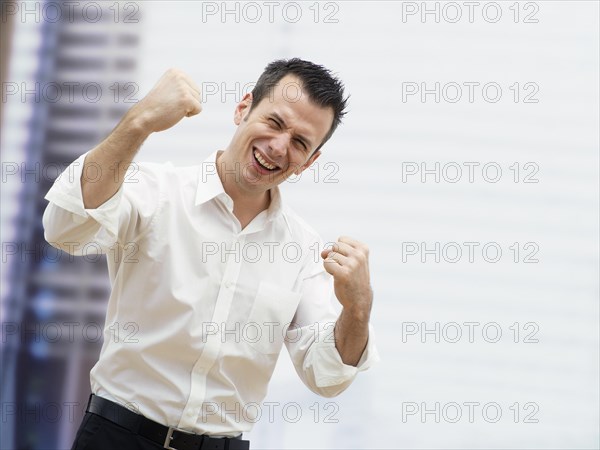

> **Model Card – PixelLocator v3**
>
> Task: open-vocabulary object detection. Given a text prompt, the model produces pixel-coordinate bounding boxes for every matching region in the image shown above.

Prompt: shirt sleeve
[284,238,380,398]
[42,151,162,255]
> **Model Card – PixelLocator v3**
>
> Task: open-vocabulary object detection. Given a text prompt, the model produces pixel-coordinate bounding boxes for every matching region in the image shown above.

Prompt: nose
[268,132,289,159]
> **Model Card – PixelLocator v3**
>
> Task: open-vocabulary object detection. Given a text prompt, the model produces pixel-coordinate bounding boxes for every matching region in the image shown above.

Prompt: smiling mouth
[253,148,280,172]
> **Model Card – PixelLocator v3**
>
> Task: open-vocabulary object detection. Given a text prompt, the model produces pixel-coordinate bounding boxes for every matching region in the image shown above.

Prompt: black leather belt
[86,394,250,450]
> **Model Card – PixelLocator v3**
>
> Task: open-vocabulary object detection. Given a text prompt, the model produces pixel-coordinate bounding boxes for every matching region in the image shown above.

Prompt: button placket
[178,234,246,429]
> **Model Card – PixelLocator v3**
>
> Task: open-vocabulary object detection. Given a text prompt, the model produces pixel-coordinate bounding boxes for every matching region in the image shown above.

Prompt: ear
[294,150,321,175]
[234,93,253,125]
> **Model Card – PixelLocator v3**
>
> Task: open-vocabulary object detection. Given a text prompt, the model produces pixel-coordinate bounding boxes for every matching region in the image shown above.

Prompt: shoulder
[125,160,199,189]
[281,205,329,279]
[129,160,197,177]
[281,204,324,247]
[121,161,200,216]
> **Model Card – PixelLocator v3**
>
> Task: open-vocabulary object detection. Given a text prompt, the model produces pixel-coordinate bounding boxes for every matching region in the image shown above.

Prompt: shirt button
[225,281,234,289]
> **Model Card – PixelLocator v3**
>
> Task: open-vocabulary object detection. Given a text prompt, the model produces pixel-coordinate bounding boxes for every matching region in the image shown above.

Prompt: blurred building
[1,2,141,448]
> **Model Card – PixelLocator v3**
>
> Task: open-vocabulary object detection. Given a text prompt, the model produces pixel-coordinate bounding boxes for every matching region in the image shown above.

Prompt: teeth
[254,150,277,170]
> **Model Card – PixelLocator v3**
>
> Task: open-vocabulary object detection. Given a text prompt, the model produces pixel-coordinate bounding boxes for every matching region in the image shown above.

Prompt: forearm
[334,301,372,366]
[81,68,202,208]
[81,110,150,209]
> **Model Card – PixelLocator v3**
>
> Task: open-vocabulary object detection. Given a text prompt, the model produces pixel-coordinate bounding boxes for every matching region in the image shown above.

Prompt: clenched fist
[130,68,202,134]
[321,236,373,316]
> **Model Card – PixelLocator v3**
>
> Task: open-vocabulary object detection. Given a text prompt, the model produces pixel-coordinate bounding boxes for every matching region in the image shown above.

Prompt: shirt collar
[195,150,292,234]
[195,150,227,207]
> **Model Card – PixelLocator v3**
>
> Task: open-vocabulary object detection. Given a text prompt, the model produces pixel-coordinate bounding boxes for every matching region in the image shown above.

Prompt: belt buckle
[163,426,198,450]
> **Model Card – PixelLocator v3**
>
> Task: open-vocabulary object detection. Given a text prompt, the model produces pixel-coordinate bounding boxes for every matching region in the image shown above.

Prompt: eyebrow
[270,112,313,150]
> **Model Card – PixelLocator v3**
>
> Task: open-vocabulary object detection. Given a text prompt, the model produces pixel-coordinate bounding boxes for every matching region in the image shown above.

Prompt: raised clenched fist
[130,68,202,134]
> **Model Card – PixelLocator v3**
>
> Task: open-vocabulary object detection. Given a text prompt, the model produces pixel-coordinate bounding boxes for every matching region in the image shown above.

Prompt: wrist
[342,301,372,323]
[122,106,153,139]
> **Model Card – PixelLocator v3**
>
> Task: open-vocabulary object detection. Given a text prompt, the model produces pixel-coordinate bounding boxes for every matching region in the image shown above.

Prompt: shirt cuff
[308,322,380,388]
[44,151,124,244]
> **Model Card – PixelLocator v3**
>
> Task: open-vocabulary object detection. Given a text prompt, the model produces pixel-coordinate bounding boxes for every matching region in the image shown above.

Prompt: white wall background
[129,1,599,449]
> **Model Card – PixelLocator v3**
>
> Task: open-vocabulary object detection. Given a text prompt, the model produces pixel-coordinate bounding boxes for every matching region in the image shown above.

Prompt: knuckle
[175,72,188,82]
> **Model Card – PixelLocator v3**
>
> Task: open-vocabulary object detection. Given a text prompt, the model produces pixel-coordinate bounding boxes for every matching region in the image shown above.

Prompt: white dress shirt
[42,149,379,436]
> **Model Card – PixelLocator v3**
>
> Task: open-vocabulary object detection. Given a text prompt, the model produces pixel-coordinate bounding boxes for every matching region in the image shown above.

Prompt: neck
[216,150,271,214]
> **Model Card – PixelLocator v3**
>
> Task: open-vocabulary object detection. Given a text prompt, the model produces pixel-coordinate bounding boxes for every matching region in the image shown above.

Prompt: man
[43,58,379,450]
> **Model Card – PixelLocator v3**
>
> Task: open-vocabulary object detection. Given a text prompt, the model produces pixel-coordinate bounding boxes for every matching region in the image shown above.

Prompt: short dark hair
[248,58,349,153]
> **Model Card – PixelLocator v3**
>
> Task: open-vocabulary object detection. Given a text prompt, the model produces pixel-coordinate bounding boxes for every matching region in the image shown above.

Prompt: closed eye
[294,138,307,151]
[268,118,308,151]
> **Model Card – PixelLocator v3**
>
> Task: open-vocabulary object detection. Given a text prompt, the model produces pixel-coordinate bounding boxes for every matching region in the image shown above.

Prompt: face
[221,74,334,194]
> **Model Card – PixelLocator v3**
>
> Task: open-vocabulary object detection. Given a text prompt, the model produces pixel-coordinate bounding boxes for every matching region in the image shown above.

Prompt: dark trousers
[71,411,163,450]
